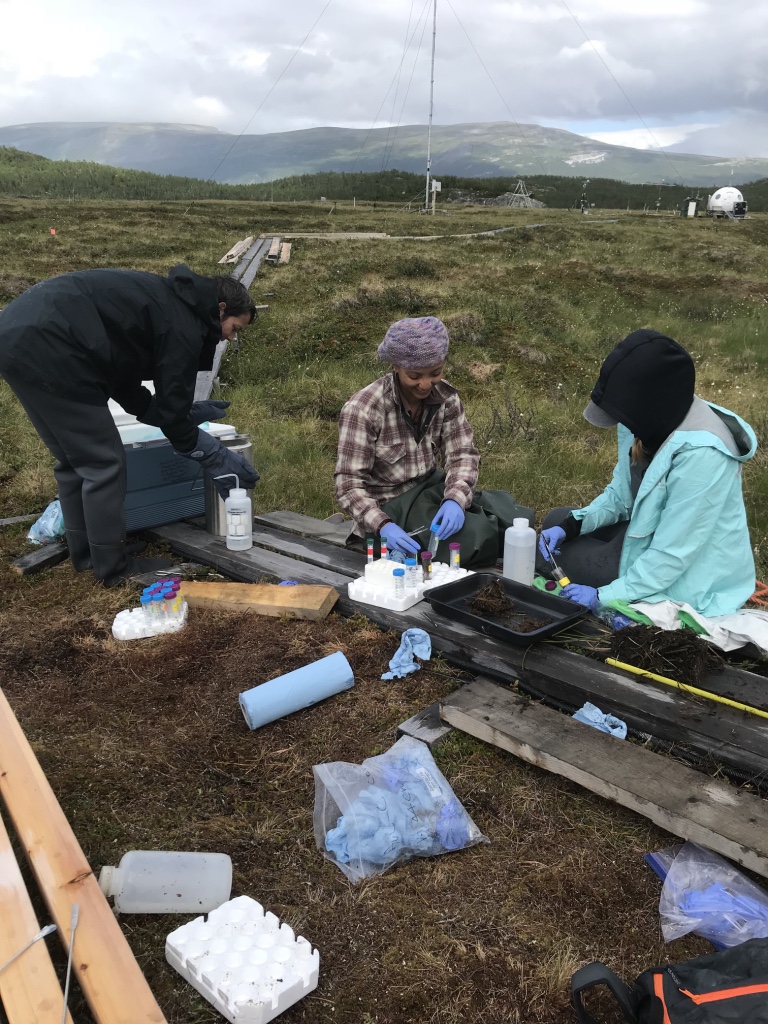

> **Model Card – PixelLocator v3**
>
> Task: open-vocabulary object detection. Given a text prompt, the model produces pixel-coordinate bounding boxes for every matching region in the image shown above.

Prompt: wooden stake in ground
[0,809,73,1024]
[181,580,339,620]
[0,688,167,1024]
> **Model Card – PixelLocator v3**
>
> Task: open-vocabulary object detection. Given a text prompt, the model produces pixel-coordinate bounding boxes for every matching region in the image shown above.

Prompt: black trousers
[3,373,130,583]
[538,506,628,589]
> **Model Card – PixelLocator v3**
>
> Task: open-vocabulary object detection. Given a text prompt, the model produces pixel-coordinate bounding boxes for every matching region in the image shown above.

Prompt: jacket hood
[590,329,695,450]
[166,264,221,371]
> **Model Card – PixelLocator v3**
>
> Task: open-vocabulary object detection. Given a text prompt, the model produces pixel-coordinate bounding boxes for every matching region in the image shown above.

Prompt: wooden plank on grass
[148,521,768,779]
[0,809,73,1024]
[252,510,353,547]
[11,542,68,576]
[0,514,37,528]
[182,580,339,620]
[0,689,167,1024]
[150,522,351,590]
[440,677,768,879]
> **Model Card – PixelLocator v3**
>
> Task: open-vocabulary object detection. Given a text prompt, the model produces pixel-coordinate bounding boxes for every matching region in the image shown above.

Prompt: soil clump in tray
[610,624,724,687]
[466,578,552,633]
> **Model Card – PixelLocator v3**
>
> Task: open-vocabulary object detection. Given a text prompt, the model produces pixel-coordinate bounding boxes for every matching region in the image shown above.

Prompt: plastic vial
[404,557,418,590]
[420,551,433,582]
[139,594,153,624]
[393,567,405,596]
[502,517,536,586]
[152,592,165,623]
[366,537,375,563]
[380,535,388,560]
[98,850,232,914]
[449,542,461,571]
[428,530,440,558]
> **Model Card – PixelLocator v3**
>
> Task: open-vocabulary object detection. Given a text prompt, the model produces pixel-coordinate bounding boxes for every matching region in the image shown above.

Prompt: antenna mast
[424,0,437,213]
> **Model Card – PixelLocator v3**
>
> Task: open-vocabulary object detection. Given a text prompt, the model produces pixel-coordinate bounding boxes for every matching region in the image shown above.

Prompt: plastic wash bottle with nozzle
[215,474,253,551]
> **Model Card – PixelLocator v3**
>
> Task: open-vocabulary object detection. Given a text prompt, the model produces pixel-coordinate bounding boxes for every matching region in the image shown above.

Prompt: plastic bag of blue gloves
[313,735,488,882]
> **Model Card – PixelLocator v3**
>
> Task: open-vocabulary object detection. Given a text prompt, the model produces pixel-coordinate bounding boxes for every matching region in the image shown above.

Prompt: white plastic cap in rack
[111,604,188,641]
[348,561,473,612]
[166,895,319,1024]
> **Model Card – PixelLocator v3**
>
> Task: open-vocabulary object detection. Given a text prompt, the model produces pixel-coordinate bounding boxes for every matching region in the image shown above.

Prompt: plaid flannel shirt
[334,373,480,535]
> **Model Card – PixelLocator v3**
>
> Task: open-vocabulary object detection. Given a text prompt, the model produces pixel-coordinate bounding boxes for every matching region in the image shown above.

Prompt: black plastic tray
[426,573,589,646]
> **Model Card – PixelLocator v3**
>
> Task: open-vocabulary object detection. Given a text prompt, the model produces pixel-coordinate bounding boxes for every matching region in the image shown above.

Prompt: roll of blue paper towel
[239,650,354,730]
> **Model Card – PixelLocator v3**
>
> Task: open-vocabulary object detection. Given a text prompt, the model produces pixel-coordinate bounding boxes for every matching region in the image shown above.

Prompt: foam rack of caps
[166,895,319,1024]
[347,557,473,612]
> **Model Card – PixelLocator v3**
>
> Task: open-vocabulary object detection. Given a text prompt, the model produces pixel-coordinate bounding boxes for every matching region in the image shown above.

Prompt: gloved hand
[431,500,465,541]
[188,400,231,426]
[539,525,566,560]
[560,583,599,612]
[177,429,259,498]
[380,522,421,556]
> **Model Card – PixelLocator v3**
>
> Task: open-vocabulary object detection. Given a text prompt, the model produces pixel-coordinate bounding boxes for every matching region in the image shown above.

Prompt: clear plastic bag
[313,735,488,882]
[659,841,768,948]
[26,500,65,545]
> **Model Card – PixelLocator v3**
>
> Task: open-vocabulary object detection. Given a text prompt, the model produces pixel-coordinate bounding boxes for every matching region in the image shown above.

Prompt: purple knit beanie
[377,316,450,369]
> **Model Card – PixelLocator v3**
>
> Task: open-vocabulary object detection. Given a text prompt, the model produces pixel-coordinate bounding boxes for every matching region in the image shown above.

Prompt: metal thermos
[204,434,254,536]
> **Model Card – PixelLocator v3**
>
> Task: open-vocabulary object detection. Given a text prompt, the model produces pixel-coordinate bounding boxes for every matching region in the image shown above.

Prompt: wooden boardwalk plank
[0,689,167,1024]
[11,542,68,576]
[152,521,768,779]
[252,510,353,547]
[181,580,339,620]
[440,677,768,879]
[0,810,73,1024]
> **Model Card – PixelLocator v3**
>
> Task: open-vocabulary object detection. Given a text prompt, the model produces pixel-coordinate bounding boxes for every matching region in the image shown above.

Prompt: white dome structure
[707,186,747,219]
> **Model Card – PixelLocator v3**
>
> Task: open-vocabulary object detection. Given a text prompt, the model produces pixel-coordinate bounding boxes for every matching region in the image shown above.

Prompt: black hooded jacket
[0,264,221,451]
[589,329,696,451]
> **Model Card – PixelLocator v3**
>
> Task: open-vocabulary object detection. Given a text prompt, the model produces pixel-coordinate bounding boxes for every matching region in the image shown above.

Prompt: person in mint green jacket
[538,329,756,618]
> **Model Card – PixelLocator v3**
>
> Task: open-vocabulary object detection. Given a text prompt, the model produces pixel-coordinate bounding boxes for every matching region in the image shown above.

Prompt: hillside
[2,147,766,211]
[0,120,766,189]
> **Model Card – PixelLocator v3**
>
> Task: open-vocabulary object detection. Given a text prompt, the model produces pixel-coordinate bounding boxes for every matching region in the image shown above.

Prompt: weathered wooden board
[0,689,168,1024]
[0,809,73,1024]
[11,541,68,576]
[153,520,768,779]
[150,522,351,590]
[0,514,37,528]
[440,677,768,879]
[253,510,354,548]
[182,580,339,620]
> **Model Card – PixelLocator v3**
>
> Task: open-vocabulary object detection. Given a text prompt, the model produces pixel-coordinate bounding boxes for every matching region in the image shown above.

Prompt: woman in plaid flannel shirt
[334,316,480,556]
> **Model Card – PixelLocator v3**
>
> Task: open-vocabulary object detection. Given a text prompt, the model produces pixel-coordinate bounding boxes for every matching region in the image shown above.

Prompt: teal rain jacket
[571,400,757,616]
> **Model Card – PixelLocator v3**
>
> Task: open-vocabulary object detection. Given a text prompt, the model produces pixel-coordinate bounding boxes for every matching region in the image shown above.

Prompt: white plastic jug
[98,850,233,914]
[502,517,536,586]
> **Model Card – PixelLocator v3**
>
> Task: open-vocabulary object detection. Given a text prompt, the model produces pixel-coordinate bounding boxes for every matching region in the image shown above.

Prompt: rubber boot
[100,554,176,588]
[65,529,92,572]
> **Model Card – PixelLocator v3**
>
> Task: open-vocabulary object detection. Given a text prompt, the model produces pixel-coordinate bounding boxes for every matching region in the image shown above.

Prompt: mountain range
[0,120,764,188]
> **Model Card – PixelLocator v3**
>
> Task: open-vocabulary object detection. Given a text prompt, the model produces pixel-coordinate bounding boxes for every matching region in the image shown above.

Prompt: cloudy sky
[1,0,767,156]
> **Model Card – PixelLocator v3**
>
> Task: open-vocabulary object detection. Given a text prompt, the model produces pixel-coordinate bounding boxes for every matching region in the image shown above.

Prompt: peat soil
[0,547,712,1024]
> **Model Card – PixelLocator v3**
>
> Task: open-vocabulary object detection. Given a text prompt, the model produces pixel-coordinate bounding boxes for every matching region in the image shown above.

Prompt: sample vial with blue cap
[404,557,418,590]
[393,567,405,596]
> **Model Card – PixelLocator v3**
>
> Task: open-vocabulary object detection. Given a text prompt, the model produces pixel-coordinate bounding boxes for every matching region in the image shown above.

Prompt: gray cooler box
[110,398,239,532]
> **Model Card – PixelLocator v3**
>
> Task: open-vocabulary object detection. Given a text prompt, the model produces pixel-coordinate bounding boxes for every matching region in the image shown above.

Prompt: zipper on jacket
[679,982,768,1004]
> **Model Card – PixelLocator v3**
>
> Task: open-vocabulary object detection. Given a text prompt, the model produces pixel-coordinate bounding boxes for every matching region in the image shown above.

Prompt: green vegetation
[1,197,767,581]
[2,145,766,210]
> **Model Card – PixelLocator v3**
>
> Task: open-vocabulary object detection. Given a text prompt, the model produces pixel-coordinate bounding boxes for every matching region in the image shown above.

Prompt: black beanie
[587,330,695,450]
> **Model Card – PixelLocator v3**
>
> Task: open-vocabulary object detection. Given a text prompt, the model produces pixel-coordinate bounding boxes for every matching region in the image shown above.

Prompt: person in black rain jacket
[0,264,259,586]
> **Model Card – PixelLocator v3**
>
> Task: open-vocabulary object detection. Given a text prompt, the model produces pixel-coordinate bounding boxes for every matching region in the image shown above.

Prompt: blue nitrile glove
[380,522,421,556]
[539,525,566,560]
[430,500,465,541]
[560,583,599,612]
[177,429,259,499]
[188,400,231,426]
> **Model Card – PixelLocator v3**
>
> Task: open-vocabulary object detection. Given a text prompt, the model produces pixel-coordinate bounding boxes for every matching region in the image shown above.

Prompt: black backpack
[571,937,768,1023]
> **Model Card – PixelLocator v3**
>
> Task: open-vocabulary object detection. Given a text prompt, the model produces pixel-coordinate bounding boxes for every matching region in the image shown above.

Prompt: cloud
[0,0,766,157]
